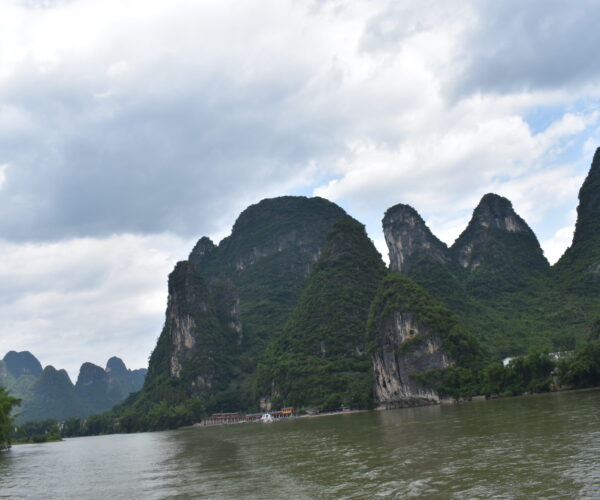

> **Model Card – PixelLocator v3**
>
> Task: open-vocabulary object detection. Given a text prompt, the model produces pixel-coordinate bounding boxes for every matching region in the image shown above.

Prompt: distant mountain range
[0,351,146,423]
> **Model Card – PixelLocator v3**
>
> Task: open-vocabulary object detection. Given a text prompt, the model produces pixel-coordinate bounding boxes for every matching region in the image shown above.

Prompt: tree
[0,386,21,450]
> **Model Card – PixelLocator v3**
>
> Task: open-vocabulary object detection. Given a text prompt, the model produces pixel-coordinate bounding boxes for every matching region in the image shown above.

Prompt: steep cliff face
[146,260,232,393]
[141,196,349,416]
[555,148,600,293]
[188,237,216,266]
[368,274,480,408]
[371,312,452,406]
[383,203,450,273]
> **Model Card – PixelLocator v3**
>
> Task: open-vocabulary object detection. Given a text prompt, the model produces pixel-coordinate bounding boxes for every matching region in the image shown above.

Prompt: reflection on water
[1,389,599,499]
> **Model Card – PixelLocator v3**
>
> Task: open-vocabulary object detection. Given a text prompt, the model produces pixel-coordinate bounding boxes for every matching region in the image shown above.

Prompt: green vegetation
[0,386,21,449]
[405,209,595,358]
[0,352,146,424]
[258,218,387,410]
[50,158,600,435]
[367,273,484,368]
[106,196,349,430]
[12,419,62,444]
[555,148,600,294]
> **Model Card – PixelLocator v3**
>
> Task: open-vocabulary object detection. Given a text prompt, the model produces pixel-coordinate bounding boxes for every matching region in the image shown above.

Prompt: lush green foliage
[258,218,387,410]
[0,386,21,449]
[416,352,556,399]
[557,323,600,389]
[114,196,349,429]
[12,419,61,444]
[555,148,600,294]
[368,273,484,368]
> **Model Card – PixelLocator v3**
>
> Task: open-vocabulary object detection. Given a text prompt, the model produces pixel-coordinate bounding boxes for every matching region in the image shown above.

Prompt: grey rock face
[451,193,546,271]
[383,203,450,273]
[161,261,225,392]
[372,311,453,408]
[189,237,216,266]
[466,193,529,233]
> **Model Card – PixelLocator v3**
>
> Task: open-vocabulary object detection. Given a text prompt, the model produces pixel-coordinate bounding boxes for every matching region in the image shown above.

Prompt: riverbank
[180,408,369,429]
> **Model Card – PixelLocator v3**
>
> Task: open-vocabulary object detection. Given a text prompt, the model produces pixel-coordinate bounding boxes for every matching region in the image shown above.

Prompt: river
[1,389,599,499]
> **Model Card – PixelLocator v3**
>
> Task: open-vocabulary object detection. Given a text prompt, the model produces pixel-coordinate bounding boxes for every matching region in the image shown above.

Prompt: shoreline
[181,387,600,430]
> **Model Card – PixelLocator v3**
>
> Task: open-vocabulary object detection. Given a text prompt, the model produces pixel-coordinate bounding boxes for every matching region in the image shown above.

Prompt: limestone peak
[383,203,450,273]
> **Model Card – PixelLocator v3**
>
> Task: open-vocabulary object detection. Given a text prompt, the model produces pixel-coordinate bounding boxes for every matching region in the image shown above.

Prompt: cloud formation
[0,0,599,375]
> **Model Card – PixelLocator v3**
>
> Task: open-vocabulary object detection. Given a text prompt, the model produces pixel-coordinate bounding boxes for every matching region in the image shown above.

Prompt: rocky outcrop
[372,311,453,407]
[189,237,216,266]
[164,261,218,382]
[383,203,450,273]
[143,196,350,408]
[368,274,479,408]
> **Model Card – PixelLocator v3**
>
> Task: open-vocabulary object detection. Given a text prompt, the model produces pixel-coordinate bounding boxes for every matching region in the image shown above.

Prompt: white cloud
[543,223,577,265]
[0,164,7,188]
[0,0,598,374]
[0,233,194,379]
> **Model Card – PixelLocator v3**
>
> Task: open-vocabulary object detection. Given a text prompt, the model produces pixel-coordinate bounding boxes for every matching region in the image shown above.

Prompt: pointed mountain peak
[76,362,107,387]
[106,356,128,375]
[555,147,600,292]
[576,147,600,222]
[383,203,450,273]
[470,193,529,234]
[452,193,547,273]
[189,236,216,265]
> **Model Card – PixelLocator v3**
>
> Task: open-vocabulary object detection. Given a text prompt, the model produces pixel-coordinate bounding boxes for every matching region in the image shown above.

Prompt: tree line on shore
[2,329,599,444]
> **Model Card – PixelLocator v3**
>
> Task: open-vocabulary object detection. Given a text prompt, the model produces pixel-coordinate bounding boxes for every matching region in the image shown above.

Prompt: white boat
[260,413,274,423]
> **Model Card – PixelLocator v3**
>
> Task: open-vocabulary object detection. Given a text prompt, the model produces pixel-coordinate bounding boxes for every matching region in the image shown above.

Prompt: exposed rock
[383,203,450,273]
[368,274,479,408]
[372,311,453,408]
[154,260,228,393]
[451,193,545,271]
[143,196,350,409]
[189,237,216,266]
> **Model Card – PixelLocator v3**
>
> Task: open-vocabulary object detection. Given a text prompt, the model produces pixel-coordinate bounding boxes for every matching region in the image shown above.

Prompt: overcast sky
[1,0,599,380]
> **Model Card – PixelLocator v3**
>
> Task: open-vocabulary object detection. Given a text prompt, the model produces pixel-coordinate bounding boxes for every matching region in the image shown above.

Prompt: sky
[1,0,600,381]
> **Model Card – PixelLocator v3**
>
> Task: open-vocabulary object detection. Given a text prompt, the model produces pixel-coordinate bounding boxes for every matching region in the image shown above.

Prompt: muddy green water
[1,389,599,499]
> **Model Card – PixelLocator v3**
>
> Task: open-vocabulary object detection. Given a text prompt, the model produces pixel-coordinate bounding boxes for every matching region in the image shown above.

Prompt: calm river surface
[1,389,599,499]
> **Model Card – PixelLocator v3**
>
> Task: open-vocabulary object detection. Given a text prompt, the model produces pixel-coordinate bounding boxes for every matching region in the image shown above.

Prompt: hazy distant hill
[0,351,147,422]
